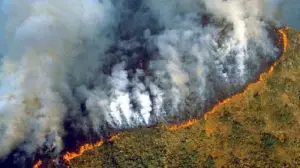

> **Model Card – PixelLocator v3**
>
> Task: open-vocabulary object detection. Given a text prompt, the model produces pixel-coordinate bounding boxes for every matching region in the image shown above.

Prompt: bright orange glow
[63,139,104,162]
[62,134,119,163]
[166,119,198,130]
[166,27,289,130]
[32,134,120,167]
[107,134,119,142]
[278,27,289,52]
[32,160,42,168]
[32,27,288,167]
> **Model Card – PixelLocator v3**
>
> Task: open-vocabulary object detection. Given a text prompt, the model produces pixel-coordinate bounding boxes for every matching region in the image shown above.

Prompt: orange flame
[62,134,119,163]
[32,135,119,167]
[32,27,288,167]
[166,27,288,130]
[63,139,104,162]
[32,160,42,168]
[166,119,198,130]
[107,134,119,142]
[278,27,289,52]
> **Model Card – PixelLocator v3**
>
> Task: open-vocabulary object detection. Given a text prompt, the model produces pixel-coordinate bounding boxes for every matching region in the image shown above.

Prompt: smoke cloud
[0,0,298,165]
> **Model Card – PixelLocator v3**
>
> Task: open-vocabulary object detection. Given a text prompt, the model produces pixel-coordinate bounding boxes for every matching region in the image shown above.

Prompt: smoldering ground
[0,0,299,167]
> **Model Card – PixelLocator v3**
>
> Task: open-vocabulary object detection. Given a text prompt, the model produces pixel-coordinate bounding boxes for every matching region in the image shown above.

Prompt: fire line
[63,135,118,162]
[32,160,42,168]
[32,27,288,168]
[165,27,288,130]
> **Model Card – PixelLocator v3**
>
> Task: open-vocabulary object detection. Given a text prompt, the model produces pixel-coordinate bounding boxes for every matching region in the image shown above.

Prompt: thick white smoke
[0,0,115,160]
[0,0,298,164]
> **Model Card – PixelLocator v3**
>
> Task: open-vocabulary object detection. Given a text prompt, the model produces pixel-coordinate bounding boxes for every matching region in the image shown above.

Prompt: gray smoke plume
[0,0,298,165]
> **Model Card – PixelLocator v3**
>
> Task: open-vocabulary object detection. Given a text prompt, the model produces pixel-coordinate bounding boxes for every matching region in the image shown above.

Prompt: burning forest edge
[33,27,289,168]
[0,0,299,167]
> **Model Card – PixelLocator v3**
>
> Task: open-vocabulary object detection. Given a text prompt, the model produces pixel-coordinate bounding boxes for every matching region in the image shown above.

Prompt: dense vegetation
[67,29,300,168]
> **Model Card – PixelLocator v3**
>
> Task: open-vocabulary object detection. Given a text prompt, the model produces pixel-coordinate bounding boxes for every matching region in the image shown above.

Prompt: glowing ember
[32,160,42,168]
[63,140,104,162]
[107,135,119,142]
[279,27,289,52]
[62,134,119,163]
[165,119,198,130]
